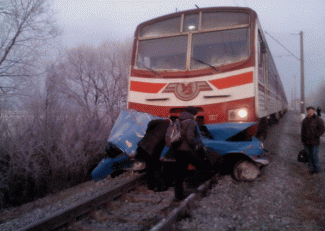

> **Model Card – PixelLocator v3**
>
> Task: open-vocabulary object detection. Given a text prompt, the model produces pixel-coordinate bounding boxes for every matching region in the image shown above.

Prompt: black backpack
[298,149,308,163]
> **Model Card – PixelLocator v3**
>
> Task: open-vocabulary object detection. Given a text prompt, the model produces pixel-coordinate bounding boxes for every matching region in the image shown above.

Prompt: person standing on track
[136,118,170,191]
[301,106,325,174]
[173,106,205,201]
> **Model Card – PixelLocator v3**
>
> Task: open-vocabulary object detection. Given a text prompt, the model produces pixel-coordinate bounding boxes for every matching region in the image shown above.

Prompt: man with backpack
[172,106,205,201]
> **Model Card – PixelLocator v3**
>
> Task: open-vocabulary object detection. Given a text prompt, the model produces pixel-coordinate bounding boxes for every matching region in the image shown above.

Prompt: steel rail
[19,173,147,231]
[150,177,214,231]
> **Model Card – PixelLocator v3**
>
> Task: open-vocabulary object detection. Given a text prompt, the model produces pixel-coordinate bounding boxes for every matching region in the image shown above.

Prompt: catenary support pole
[300,31,305,121]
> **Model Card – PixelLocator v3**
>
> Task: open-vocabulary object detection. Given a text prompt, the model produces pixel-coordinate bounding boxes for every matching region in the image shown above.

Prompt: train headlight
[228,108,248,121]
[238,109,248,118]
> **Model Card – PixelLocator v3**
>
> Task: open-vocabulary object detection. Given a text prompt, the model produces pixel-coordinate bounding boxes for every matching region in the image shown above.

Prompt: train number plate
[209,115,218,121]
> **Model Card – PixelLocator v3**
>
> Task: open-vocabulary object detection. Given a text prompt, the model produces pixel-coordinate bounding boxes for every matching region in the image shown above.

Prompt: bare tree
[0,0,59,96]
[57,40,131,123]
[0,39,132,206]
[98,40,130,119]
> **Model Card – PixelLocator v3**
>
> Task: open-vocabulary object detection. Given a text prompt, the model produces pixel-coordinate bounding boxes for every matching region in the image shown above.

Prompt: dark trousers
[304,145,320,172]
[174,150,205,200]
[136,147,165,190]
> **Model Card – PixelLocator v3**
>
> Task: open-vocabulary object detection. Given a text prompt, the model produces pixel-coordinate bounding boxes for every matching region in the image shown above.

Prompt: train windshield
[137,36,188,70]
[191,28,249,69]
[135,11,250,71]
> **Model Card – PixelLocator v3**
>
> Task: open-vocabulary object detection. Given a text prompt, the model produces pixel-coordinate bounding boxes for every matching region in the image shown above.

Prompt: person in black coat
[136,119,170,191]
[301,106,325,174]
[317,106,321,117]
[173,106,205,201]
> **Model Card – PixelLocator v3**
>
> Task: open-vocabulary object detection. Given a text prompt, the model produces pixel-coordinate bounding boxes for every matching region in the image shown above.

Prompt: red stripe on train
[209,71,253,89]
[130,81,166,93]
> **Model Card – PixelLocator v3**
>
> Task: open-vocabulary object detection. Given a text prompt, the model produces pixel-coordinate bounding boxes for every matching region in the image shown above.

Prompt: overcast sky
[53,0,325,105]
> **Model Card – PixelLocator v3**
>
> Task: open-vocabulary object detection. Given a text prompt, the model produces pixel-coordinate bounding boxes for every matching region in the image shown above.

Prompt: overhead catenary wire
[265,31,300,61]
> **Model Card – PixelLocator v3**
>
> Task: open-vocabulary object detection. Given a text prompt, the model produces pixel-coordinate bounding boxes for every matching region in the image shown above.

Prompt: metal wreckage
[91,109,269,182]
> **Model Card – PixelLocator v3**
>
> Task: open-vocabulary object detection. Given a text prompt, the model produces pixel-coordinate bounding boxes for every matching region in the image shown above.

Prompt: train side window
[258,33,266,68]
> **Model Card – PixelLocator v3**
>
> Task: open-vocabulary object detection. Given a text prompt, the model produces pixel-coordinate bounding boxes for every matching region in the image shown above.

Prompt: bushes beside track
[0,111,113,209]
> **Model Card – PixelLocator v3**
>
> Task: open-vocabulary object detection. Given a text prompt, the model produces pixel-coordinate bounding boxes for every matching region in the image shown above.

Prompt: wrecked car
[91,109,268,182]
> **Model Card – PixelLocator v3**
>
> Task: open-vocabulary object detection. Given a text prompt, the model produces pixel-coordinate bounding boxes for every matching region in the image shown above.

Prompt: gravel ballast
[177,111,325,230]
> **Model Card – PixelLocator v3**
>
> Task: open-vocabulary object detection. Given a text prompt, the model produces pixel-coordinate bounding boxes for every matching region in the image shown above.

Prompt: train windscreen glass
[135,11,250,71]
[201,12,249,29]
[139,16,181,37]
[191,28,249,69]
[136,36,187,70]
[183,14,199,32]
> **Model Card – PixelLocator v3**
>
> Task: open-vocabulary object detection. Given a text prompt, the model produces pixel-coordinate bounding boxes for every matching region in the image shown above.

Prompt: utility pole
[300,31,305,117]
[293,75,299,113]
[266,31,305,118]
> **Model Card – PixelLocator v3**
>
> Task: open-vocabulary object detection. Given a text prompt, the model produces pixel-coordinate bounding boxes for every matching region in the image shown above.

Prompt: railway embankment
[177,110,325,230]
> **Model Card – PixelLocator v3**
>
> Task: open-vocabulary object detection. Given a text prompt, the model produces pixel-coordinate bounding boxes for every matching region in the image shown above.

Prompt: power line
[274,54,293,58]
[265,31,300,61]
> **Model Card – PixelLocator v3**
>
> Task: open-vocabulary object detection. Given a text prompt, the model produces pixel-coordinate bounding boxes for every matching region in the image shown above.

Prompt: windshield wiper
[138,63,159,76]
[191,57,217,72]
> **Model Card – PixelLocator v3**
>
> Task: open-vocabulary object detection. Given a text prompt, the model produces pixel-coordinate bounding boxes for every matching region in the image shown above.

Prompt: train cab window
[183,14,199,32]
[139,16,181,38]
[136,35,187,71]
[202,12,249,30]
[191,28,249,69]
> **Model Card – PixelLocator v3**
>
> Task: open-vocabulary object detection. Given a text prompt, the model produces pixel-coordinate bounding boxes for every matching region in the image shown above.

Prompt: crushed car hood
[203,122,258,141]
[107,109,159,156]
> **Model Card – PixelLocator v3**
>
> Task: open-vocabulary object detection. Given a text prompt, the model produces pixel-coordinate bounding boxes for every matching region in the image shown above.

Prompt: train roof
[134,6,258,34]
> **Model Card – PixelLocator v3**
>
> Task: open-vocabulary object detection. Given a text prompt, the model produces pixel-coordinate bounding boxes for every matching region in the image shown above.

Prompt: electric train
[91,7,288,182]
[127,7,288,124]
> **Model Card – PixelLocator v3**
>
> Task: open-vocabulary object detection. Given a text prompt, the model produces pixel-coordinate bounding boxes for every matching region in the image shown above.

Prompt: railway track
[19,171,218,231]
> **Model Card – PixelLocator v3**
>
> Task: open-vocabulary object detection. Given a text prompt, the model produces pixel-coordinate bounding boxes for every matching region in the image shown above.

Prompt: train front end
[128,7,258,125]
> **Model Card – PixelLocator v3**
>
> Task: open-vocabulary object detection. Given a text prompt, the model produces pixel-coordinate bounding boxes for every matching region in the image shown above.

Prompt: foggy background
[0,0,324,207]
[53,0,325,109]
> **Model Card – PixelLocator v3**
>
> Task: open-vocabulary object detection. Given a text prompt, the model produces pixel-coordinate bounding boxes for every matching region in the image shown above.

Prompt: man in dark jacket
[301,106,325,174]
[317,106,321,117]
[173,106,205,201]
[136,119,170,191]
